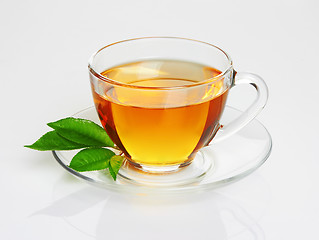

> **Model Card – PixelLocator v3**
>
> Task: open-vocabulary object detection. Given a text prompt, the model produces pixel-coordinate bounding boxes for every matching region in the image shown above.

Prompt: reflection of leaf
[32,188,109,217]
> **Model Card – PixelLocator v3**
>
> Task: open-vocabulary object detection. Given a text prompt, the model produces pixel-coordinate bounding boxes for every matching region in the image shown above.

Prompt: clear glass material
[52,106,272,192]
[88,37,268,177]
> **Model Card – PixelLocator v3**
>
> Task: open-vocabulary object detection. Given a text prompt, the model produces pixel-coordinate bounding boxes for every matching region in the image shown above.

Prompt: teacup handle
[213,72,269,143]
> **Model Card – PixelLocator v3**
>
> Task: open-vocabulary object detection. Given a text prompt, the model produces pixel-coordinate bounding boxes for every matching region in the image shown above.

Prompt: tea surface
[92,60,228,166]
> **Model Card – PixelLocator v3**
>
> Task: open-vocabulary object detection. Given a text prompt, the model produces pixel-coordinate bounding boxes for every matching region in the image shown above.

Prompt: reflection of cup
[36,175,269,240]
[88,37,268,173]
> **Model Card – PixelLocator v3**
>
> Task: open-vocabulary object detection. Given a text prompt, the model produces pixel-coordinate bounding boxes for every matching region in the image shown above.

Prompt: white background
[1,0,318,239]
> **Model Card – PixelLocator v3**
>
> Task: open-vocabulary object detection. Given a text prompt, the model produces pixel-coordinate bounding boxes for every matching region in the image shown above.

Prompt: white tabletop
[1,0,318,239]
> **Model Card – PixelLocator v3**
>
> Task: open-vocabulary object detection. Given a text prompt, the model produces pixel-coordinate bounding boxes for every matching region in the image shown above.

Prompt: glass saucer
[52,106,272,193]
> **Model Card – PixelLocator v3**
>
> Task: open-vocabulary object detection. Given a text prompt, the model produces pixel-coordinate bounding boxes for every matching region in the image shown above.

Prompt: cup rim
[88,37,233,90]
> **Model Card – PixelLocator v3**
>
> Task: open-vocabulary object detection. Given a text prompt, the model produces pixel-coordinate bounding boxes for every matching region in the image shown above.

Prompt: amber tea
[91,60,229,167]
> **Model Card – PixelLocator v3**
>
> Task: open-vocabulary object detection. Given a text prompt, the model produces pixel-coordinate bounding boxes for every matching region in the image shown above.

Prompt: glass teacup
[88,37,268,174]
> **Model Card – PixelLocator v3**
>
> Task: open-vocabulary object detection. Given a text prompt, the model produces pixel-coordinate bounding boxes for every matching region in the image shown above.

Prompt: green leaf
[69,148,115,172]
[24,131,88,151]
[47,117,113,147]
[108,155,124,180]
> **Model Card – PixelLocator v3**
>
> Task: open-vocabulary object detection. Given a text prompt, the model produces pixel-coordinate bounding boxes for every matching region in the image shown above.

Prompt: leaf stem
[113,145,120,150]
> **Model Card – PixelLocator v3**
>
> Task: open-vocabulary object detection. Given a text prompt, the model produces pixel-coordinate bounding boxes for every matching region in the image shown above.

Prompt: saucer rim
[52,106,272,193]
